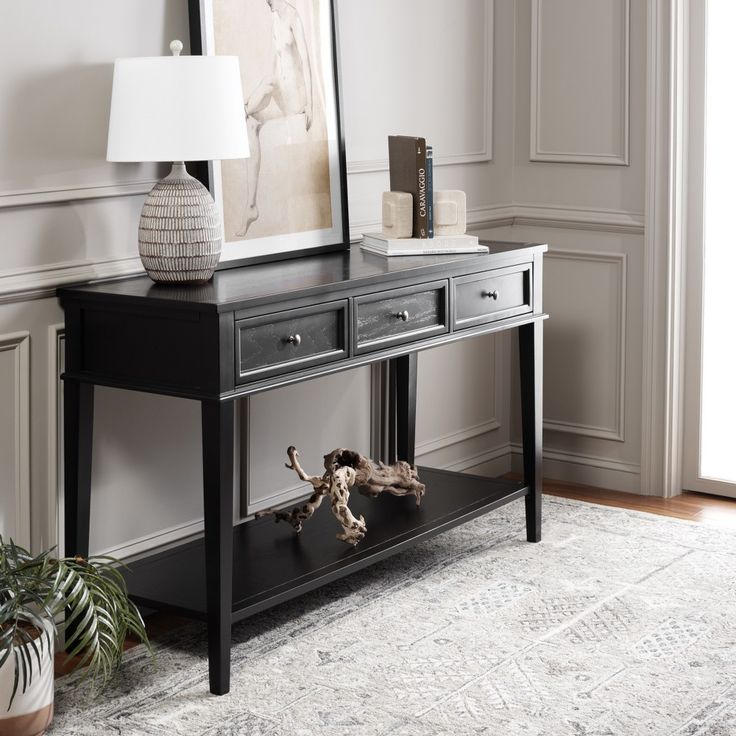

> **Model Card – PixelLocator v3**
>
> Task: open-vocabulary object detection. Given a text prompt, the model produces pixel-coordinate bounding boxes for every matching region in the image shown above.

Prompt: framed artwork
[189,0,349,267]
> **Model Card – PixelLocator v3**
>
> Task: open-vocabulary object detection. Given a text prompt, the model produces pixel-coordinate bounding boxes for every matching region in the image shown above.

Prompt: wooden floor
[544,477,736,528]
[54,478,736,677]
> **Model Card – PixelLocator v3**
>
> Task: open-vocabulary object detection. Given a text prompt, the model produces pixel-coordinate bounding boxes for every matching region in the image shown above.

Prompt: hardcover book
[388,135,428,238]
[426,145,434,238]
[361,232,487,257]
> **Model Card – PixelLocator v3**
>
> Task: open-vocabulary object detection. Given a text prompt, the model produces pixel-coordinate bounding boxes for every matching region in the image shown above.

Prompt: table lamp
[107,40,249,284]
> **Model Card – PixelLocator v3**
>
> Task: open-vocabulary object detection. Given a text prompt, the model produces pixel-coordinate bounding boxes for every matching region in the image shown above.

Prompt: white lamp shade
[107,55,249,162]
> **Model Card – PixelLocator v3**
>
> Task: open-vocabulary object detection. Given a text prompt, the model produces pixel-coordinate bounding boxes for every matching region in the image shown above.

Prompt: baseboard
[415,419,501,456]
[509,443,642,494]
[442,443,513,476]
[94,518,204,562]
[108,432,511,562]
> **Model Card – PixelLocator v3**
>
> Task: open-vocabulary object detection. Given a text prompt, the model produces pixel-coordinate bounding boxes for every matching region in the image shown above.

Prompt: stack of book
[361,232,488,256]
[361,135,487,257]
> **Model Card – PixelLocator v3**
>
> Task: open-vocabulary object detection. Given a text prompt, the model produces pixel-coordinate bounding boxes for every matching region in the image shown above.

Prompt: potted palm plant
[0,537,151,736]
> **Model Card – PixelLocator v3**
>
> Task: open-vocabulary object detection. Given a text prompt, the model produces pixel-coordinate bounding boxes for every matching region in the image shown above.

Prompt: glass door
[682,0,736,496]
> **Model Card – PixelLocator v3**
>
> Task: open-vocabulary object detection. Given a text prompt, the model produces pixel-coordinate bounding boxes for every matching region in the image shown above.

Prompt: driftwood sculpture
[255,446,426,546]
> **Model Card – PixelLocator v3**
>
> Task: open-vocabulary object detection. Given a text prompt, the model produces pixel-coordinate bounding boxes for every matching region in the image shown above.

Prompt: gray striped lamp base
[139,162,221,284]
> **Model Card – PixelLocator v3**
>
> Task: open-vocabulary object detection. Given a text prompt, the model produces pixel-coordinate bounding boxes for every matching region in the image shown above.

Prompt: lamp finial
[169,39,183,57]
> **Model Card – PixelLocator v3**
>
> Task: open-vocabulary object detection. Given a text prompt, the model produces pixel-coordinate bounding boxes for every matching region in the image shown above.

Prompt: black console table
[59,240,547,695]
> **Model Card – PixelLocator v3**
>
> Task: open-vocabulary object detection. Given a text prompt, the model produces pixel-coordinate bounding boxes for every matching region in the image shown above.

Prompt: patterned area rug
[50,497,736,735]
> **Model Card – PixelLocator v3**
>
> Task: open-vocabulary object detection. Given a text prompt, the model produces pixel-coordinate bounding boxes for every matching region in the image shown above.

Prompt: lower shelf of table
[124,467,528,622]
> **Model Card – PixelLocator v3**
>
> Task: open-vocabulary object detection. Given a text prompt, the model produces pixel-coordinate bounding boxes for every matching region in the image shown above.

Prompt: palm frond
[0,537,151,710]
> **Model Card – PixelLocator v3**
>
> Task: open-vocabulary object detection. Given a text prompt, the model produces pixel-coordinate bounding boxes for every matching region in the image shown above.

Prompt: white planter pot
[0,623,54,736]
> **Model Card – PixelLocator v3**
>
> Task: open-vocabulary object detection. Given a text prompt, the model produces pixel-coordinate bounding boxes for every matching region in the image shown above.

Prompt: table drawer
[453,264,532,330]
[354,281,449,354]
[236,300,348,382]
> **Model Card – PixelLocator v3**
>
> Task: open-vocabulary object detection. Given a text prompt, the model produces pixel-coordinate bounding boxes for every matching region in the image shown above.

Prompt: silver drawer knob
[286,334,302,347]
[395,310,409,322]
[483,290,499,300]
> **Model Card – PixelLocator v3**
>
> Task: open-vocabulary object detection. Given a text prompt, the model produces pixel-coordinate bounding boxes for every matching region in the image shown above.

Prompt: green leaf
[1,539,151,709]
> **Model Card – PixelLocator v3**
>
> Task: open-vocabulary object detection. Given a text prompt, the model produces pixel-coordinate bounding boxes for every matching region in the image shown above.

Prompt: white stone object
[107,40,250,283]
[434,190,467,236]
[381,191,413,238]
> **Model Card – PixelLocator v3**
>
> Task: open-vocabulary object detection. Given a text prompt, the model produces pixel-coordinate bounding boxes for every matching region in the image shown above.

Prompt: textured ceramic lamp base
[139,162,221,284]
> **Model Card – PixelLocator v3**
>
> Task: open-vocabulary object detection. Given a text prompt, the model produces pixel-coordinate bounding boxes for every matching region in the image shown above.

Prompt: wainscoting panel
[245,368,373,514]
[416,334,507,469]
[0,331,31,546]
[498,218,644,492]
[87,387,205,558]
[340,0,493,172]
[543,250,627,442]
[530,0,630,164]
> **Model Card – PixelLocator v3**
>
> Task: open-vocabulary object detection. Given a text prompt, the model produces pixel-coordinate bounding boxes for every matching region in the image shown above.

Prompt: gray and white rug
[51,497,736,735]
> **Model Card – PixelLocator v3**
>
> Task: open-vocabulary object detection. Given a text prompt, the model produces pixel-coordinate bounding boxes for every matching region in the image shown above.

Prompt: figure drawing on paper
[214,0,332,242]
[239,0,313,235]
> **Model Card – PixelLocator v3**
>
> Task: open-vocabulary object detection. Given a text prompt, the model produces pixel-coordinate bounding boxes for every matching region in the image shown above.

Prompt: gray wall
[0,0,513,556]
[0,0,650,556]
[498,0,646,492]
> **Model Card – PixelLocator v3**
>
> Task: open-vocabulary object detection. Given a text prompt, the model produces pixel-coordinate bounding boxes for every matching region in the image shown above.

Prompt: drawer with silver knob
[453,263,533,330]
[354,280,449,354]
[235,300,348,382]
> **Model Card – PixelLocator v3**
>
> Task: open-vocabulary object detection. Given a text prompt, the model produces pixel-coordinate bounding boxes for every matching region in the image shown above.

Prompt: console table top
[58,240,547,313]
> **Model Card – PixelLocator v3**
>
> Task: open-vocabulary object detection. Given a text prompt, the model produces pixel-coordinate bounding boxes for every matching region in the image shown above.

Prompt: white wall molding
[512,204,644,235]
[0,180,157,210]
[351,203,643,243]
[0,256,144,305]
[47,325,64,552]
[543,418,622,442]
[443,443,512,474]
[348,152,492,176]
[246,481,311,516]
[543,249,627,443]
[107,439,513,562]
[416,419,501,457]
[510,442,640,476]
[529,0,631,165]
[96,518,205,561]
[2,208,641,307]
[349,203,516,242]
[346,0,494,174]
[416,324,503,465]
[510,442,641,493]
[641,0,689,497]
[0,331,31,547]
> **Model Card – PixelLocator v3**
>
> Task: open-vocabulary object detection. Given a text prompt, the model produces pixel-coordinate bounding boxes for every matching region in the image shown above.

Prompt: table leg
[519,321,543,542]
[64,380,94,558]
[394,353,418,465]
[201,399,235,695]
